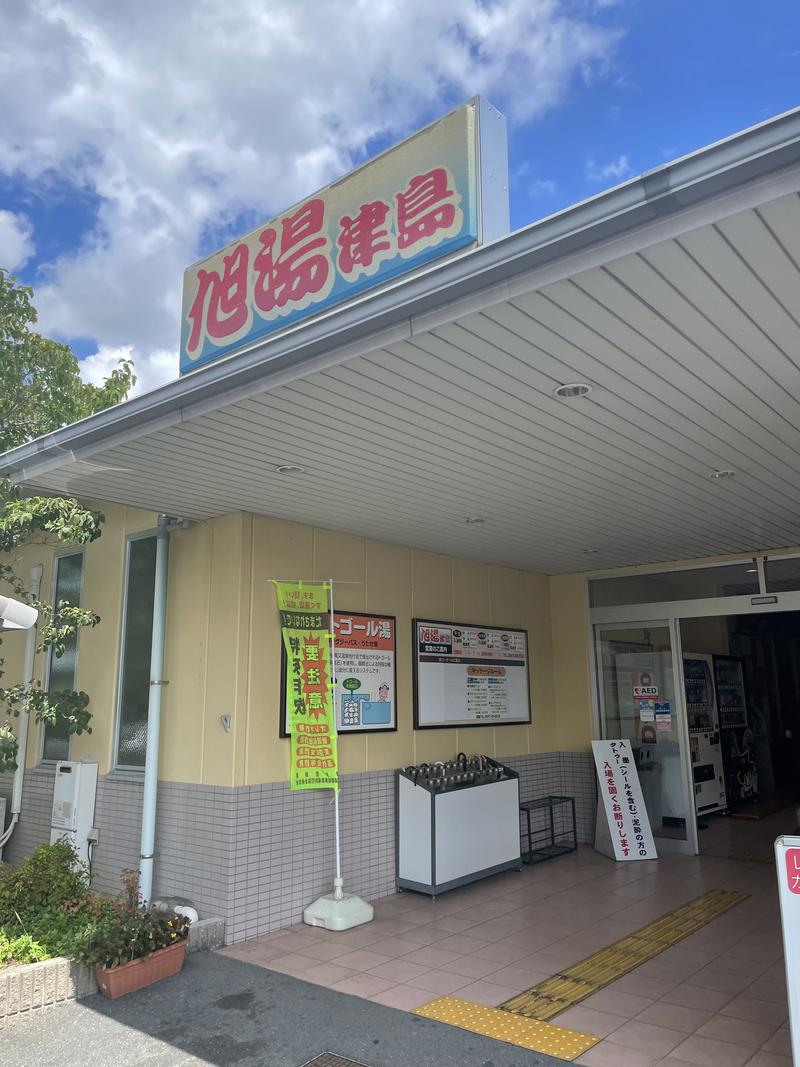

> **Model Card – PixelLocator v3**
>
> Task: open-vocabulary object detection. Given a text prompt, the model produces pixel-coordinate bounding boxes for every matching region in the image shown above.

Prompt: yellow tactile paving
[414,996,598,1060]
[501,888,749,1022]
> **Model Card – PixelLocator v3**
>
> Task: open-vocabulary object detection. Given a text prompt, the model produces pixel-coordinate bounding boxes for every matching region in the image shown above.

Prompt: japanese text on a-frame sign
[592,739,657,862]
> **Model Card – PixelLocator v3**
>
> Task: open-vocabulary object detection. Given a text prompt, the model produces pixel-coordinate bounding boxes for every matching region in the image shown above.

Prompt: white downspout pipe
[0,563,43,849]
[138,515,170,905]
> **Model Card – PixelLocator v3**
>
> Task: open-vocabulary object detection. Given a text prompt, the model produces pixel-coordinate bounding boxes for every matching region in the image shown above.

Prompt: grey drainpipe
[138,513,170,905]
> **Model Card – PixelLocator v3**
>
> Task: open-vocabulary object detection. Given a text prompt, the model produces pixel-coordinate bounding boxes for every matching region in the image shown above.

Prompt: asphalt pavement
[3,950,569,1067]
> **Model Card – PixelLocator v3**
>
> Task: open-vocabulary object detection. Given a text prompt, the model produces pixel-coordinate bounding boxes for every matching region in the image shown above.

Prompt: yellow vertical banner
[273,581,339,791]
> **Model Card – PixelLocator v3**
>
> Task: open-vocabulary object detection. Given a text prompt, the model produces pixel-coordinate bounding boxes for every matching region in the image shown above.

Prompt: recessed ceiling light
[583,548,599,555]
[745,567,758,574]
[554,383,593,399]
[464,517,485,524]
[275,464,305,475]
[709,469,736,480]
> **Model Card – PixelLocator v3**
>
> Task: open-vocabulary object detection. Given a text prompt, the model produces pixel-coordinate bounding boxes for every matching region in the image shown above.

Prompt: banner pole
[329,577,344,898]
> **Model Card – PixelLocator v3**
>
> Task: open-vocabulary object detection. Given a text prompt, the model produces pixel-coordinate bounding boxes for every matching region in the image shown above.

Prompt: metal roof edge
[3,105,800,483]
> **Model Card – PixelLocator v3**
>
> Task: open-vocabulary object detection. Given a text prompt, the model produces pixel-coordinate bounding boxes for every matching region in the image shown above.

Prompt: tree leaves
[0,272,134,771]
[0,269,136,454]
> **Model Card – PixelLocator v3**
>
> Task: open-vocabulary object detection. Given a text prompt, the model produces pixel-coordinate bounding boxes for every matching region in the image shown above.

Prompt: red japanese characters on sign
[180,100,513,375]
[334,613,394,651]
[253,199,333,315]
[592,739,657,862]
[185,168,462,360]
[786,848,800,894]
[396,168,460,253]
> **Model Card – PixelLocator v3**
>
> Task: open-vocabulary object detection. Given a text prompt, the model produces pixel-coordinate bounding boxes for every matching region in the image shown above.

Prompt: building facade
[0,505,597,942]
[3,102,800,943]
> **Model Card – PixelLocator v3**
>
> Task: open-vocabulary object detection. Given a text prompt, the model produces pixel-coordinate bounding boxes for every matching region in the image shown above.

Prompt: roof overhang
[4,108,800,574]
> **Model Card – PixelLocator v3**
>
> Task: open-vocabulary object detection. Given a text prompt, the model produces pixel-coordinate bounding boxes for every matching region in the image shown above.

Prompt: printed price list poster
[413,619,531,729]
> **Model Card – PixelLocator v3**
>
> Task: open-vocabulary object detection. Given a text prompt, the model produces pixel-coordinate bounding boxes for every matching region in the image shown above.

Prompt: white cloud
[585,153,631,183]
[78,344,178,397]
[0,1,623,385]
[529,179,557,197]
[0,210,35,272]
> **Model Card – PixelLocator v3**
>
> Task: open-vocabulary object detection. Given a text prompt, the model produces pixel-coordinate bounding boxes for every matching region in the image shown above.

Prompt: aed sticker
[633,672,658,700]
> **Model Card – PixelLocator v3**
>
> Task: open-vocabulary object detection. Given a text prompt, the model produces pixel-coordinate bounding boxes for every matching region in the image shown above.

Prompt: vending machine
[682,653,726,815]
[713,655,753,807]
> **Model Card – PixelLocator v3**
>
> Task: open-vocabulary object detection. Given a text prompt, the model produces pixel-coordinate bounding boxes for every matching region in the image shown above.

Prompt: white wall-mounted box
[50,760,98,868]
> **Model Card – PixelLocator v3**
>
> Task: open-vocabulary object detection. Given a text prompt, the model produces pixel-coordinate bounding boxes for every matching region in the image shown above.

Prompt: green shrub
[0,851,190,971]
[0,930,49,965]
[0,839,89,925]
[72,910,190,970]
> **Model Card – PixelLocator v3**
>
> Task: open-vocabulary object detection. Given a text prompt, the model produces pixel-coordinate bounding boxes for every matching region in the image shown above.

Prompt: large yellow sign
[273,581,338,791]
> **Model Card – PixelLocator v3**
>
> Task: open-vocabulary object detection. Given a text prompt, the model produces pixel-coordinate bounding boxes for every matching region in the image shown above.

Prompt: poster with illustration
[281,611,396,735]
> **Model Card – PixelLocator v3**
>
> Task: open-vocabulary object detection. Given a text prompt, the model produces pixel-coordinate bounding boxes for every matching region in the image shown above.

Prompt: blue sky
[506,1,800,228]
[1,1,798,391]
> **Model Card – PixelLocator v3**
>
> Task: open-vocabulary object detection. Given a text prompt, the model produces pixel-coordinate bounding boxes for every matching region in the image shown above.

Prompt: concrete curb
[0,916,225,1028]
[0,958,95,1028]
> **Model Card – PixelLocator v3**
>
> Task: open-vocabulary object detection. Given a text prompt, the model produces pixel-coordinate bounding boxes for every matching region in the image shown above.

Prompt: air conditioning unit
[50,760,98,869]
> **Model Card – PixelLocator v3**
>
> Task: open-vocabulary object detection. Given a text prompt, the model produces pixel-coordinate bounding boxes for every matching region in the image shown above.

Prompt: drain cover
[300,1055,371,1067]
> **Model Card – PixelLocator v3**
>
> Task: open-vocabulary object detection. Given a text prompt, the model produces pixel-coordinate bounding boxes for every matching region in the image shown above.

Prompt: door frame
[593,617,698,855]
[588,578,800,857]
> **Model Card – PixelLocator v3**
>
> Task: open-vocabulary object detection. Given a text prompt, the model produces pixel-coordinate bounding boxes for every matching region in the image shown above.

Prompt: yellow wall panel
[245,517,313,784]
[365,540,414,769]
[455,726,496,758]
[159,522,210,782]
[550,573,594,751]
[522,572,556,754]
[201,514,245,786]
[314,528,365,610]
[4,506,579,787]
[452,559,491,622]
[411,551,453,620]
[71,504,130,770]
[338,733,367,775]
[489,566,525,627]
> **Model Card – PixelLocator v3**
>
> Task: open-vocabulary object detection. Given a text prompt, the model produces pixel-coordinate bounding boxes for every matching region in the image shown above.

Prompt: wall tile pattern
[0,751,596,944]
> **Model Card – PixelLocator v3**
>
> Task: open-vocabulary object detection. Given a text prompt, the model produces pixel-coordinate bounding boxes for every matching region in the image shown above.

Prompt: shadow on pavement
[3,951,568,1067]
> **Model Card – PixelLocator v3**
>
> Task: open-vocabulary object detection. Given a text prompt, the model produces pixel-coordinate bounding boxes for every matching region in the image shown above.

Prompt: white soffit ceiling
[15,192,800,575]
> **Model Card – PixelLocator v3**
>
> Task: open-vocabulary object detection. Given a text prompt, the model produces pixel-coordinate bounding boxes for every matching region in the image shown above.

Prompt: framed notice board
[281,611,397,736]
[412,618,531,729]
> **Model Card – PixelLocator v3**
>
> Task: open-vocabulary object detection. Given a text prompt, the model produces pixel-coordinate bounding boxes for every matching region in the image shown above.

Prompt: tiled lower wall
[0,750,596,944]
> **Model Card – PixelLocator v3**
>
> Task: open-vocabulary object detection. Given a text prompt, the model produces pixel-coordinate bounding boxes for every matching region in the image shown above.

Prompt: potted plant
[74,870,191,999]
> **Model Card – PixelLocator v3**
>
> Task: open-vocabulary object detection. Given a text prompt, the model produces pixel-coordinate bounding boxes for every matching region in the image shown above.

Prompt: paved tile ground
[220,841,792,1067]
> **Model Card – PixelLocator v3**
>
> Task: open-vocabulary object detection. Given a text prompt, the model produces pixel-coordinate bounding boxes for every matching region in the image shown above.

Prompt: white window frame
[40,549,86,765]
[112,529,158,773]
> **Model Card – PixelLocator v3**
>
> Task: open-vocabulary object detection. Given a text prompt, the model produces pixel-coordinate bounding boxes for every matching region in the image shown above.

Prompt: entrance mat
[414,997,598,1061]
[299,1056,371,1067]
[501,888,749,1022]
[730,797,789,820]
[704,849,773,863]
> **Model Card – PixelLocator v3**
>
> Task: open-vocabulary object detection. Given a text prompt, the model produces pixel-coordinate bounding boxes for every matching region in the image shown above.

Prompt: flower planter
[95,940,187,999]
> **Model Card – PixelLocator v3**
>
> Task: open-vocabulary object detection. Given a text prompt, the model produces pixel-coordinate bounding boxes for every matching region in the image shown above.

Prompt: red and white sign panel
[592,739,657,862]
[775,836,800,1065]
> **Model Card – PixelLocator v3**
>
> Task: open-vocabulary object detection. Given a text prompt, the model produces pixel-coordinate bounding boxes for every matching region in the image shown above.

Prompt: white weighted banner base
[304,877,374,931]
